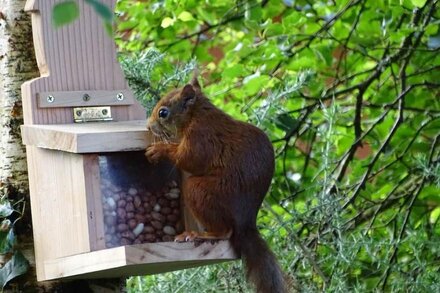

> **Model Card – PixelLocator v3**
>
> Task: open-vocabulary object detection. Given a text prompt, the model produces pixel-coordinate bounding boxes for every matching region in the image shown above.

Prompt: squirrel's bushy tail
[232,226,288,293]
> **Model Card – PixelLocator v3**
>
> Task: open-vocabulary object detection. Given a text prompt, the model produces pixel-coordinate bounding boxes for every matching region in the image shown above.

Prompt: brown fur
[146,76,288,293]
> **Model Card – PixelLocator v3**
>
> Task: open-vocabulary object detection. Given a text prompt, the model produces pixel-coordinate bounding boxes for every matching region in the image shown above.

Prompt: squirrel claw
[174,231,199,242]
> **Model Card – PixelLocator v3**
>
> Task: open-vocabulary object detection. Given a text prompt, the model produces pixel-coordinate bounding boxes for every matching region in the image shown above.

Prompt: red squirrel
[146,74,288,293]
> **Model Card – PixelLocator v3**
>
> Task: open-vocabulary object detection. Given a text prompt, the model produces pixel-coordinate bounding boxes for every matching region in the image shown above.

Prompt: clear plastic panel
[99,152,183,248]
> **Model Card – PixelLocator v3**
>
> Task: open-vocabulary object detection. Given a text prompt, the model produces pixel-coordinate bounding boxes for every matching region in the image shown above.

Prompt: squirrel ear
[181,84,196,108]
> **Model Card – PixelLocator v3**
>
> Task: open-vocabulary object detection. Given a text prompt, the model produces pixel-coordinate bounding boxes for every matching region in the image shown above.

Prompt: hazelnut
[161,207,172,215]
[152,212,165,222]
[144,234,156,242]
[126,202,135,212]
[166,214,178,223]
[117,223,128,232]
[121,231,135,240]
[117,199,126,208]
[135,214,146,223]
[104,215,116,227]
[136,207,145,214]
[149,196,157,206]
[143,225,154,233]
[151,221,163,230]
[120,238,131,245]
[134,196,142,208]
[170,200,179,208]
[128,219,137,229]
[117,208,127,220]
[158,198,169,207]
[143,202,152,211]
[112,193,121,202]
[162,235,174,242]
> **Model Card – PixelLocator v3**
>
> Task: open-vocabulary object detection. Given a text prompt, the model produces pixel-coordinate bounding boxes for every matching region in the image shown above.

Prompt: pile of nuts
[101,174,183,248]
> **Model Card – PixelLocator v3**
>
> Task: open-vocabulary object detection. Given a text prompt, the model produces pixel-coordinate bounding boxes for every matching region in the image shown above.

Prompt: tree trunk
[0,1,125,291]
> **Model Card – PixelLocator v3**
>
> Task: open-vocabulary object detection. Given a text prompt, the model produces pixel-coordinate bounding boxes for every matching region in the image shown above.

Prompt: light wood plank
[21,120,152,153]
[26,146,93,280]
[43,241,237,281]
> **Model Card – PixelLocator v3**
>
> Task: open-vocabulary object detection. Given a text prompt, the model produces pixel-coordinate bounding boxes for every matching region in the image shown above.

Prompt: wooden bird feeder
[20,0,235,281]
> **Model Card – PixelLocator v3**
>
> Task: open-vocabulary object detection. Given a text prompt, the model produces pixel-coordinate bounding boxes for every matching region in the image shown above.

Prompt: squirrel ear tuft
[190,67,201,89]
[181,84,196,107]
[191,77,201,89]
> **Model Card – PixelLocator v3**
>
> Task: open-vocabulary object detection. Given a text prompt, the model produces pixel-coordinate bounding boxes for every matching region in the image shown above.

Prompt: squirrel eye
[158,108,169,119]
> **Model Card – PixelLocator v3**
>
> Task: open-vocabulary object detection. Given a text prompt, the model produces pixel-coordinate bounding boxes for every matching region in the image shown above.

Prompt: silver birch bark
[0,0,36,192]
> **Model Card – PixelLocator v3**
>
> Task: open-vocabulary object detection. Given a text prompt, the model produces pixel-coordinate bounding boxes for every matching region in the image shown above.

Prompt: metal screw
[102,109,108,115]
[76,110,82,117]
[83,93,91,102]
[47,95,55,103]
[116,92,124,101]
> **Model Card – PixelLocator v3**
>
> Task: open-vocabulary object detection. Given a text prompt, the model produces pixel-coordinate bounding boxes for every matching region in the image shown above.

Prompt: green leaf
[425,24,438,35]
[242,74,270,96]
[245,4,262,22]
[222,64,246,80]
[85,0,114,21]
[0,251,29,288]
[265,23,284,37]
[52,1,79,28]
[430,207,440,224]
[177,11,194,22]
[161,17,175,28]
[411,0,427,7]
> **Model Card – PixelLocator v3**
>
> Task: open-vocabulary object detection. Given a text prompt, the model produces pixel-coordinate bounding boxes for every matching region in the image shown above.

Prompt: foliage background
[114,0,440,292]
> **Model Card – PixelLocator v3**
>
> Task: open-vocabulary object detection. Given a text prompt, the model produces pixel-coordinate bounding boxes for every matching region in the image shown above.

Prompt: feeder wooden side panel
[83,154,106,251]
[43,241,237,280]
[21,0,145,125]
[26,146,93,280]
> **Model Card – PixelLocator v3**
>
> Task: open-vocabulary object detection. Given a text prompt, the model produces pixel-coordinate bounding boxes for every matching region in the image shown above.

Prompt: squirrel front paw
[145,144,164,163]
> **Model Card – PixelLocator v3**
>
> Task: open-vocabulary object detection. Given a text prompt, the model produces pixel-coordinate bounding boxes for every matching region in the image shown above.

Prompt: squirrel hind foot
[174,231,199,242]
[174,230,232,243]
